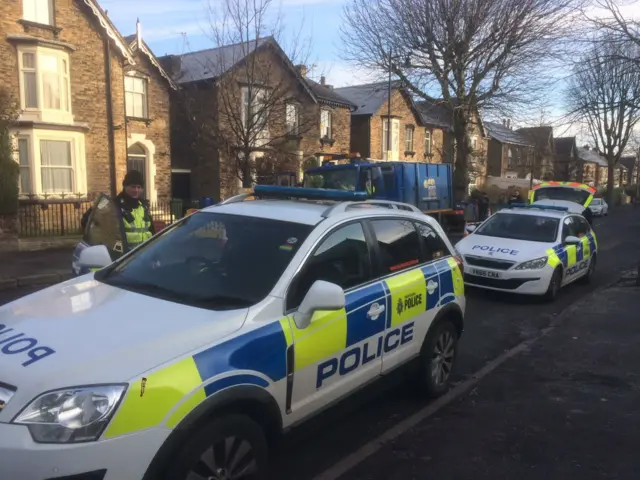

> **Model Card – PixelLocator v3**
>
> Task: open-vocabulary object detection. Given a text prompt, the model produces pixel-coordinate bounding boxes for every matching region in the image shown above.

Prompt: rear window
[533,187,590,206]
[97,212,313,309]
[591,198,602,205]
[475,213,560,243]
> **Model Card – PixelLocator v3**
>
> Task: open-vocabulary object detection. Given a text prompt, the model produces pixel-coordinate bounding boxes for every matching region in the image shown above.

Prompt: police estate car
[455,203,598,301]
[0,185,465,480]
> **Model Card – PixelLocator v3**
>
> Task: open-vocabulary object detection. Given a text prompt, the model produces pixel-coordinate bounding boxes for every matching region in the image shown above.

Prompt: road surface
[1,206,639,479]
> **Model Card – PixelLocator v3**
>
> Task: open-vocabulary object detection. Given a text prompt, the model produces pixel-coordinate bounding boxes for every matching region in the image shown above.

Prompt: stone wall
[0,215,19,252]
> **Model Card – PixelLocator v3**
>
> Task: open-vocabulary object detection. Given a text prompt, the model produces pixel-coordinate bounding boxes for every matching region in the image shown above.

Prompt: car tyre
[578,255,596,285]
[163,414,269,480]
[416,319,459,398]
[544,268,563,302]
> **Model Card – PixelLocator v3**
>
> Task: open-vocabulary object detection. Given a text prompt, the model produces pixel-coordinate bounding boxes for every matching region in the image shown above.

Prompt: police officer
[81,170,154,250]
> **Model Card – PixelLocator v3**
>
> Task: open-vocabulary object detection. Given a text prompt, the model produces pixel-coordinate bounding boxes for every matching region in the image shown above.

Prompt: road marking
[311,334,546,480]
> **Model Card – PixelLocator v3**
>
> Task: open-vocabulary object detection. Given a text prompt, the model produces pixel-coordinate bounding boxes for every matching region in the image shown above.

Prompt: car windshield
[591,198,602,205]
[304,168,357,191]
[474,213,560,243]
[97,212,313,310]
[532,187,590,206]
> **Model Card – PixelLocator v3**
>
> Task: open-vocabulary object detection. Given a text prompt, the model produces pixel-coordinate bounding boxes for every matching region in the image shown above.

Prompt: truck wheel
[416,319,458,398]
[544,268,562,302]
[164,414,269,480]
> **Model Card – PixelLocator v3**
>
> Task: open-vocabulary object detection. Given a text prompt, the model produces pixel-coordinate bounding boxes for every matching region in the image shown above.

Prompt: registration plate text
[471,268,501,279]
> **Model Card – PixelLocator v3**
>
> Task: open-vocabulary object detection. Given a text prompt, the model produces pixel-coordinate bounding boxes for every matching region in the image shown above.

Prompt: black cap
[123,170,144,187]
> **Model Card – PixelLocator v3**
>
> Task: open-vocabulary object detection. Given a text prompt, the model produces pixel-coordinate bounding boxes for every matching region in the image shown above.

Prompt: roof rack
[508,202,569,212]
[214,185,422,217]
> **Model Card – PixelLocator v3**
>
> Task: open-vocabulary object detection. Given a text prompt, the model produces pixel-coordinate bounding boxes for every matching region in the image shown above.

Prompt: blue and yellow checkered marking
[104,318,292,438]
[105,258,464,439]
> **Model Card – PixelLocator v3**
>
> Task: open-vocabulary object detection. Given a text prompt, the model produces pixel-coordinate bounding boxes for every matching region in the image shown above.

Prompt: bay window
[14,130,87,197]
[23,0,54,25]
[241,86,269,145]
[18,47,72,124]
[125,75,148,118]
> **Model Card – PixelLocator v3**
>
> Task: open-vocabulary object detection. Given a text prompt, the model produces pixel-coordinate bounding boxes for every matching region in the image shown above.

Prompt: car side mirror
[78,245,113,270]
[564,235,581,246]
[293,280,345,330]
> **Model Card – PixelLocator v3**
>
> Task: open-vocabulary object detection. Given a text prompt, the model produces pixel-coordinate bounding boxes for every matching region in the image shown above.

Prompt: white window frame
[12,129,87,198]
[125,74,148,119]
[424,129,432,155]
[471,135,478,150]
[382,119,400,160]
[23,0,54,25]
[286,103,300,135]
[405,125,414,152]
[241,86,269,146]
[320,109,332,139]
[17,46,73,125]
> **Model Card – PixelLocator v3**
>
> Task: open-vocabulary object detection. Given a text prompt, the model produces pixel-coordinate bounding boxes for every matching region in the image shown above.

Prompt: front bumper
[463,264,554,295]
[0,422,170,480]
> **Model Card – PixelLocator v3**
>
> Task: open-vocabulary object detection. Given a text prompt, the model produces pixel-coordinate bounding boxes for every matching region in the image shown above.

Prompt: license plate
[471,268,501,279]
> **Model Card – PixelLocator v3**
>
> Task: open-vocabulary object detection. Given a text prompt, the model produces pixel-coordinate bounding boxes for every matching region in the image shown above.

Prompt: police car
[455,202,598,301]
[0,185,465,480]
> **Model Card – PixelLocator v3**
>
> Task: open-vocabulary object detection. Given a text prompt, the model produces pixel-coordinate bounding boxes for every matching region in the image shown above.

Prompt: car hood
[456,234,553,262]
[0,275,248,420]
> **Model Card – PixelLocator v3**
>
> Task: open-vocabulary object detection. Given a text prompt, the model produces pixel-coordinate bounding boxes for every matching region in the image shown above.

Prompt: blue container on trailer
[199,197,214,208]
[394,162,453,212]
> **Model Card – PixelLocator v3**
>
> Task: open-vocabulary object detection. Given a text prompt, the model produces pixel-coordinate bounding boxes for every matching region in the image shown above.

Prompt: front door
[285,222,386,423]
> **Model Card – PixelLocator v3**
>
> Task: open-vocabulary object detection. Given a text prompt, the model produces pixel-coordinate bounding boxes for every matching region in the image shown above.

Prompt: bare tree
[176,0,313,194]
[585,0,640,65]
[0,88,20,215]
[340,0,580,200]
[566,35,640,204]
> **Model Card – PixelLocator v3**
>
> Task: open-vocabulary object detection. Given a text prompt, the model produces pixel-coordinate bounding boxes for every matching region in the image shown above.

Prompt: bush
[0,88,20,215]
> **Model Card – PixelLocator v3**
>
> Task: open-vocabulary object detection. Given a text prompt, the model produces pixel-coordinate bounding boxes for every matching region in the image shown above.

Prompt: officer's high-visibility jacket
[119,197,153,249]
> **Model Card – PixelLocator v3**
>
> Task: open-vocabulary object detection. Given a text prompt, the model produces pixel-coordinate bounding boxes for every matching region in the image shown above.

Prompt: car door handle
[427,280,439,295]
[367,303,385,320]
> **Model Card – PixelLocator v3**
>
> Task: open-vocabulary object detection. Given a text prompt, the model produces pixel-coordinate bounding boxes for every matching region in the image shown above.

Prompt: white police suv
[0,185,465,480]
[455,203,598,301]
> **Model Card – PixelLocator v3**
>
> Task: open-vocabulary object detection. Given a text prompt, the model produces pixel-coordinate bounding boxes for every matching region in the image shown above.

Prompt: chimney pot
[320,75,326,86]
[295,64,307,78]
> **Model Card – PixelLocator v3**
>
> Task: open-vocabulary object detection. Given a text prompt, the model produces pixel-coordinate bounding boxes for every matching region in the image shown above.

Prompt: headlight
[514,256,548,270]
[13,384,126,443]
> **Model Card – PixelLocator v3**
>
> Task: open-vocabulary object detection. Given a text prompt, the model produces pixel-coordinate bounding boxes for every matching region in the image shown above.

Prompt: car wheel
[578,255,596,285]
[416,319,458,398]
[163,414,269,480]
[544,268,563,302]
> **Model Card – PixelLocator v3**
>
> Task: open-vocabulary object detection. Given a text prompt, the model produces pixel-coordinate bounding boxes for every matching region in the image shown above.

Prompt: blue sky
[99,0,378,87]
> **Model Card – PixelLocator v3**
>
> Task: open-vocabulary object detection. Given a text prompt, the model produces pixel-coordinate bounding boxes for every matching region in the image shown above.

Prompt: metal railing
[18,198,183,238]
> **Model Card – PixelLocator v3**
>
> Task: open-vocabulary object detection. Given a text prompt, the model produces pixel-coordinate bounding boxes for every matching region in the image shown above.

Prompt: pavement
[0,247,72,291]
[0,206,639,480]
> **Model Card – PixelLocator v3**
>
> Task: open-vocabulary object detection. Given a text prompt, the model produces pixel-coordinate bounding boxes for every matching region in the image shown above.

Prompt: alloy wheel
[186,436,258,480]
[431,330,455,386]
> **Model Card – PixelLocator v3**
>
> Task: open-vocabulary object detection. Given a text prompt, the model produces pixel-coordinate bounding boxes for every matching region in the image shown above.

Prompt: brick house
[415,97,488,188]
[334,82,447,163]
[159,37,354,202]
[485,121,554,181]
[554,136,581,181]
[1,0,175,203]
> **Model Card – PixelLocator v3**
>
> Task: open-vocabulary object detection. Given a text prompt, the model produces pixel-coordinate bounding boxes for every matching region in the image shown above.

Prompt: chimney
[320,75,326,86]
[502,118,507,126]
[295,64,307,78]
[506,119,511,129]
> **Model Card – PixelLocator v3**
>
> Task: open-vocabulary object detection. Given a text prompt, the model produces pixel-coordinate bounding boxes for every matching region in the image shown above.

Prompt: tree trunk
[606,161,614,206]
[452,108,471,202]
[241,149,253,189]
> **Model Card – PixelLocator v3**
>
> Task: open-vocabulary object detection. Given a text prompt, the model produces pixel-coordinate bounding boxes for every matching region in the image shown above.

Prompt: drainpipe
[104,36,118,197]
[122,60,129,174]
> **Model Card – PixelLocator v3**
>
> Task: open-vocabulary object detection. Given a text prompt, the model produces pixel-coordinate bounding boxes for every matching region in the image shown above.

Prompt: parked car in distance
[589,197,608,216]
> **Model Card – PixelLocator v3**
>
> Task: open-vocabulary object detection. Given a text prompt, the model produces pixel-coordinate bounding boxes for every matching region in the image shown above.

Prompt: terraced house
[1,0,175,203]
[160,38,355,202]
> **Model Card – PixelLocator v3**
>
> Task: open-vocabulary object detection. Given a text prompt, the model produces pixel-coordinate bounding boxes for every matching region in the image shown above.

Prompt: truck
[302,155,466,232]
